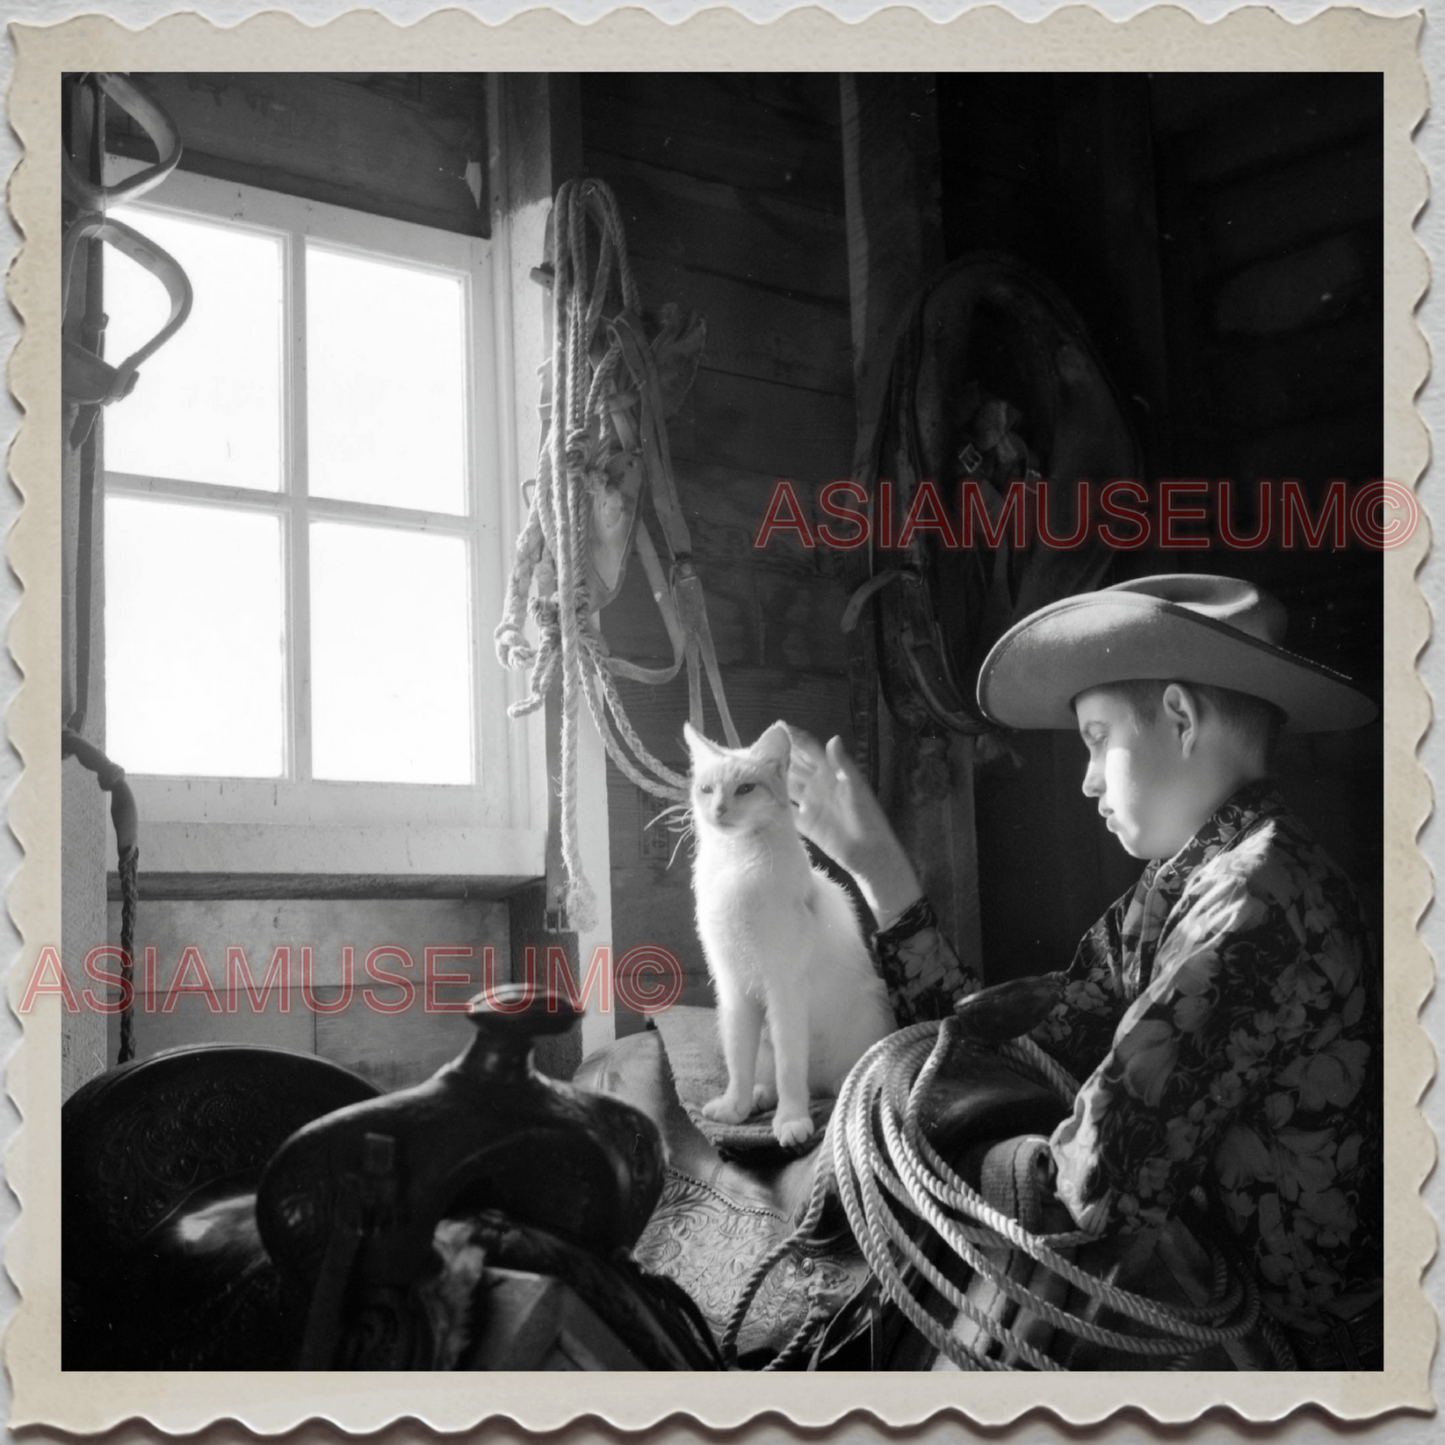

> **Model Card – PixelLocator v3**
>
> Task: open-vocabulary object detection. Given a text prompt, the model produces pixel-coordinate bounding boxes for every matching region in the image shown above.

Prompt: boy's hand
[786,729,923,930]
[785,730,880,872]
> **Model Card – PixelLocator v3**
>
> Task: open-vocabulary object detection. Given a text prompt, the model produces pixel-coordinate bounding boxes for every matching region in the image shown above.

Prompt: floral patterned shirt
[1036,780,1382,1333]
[874,895,981,1025]
[875,780,1382,1334]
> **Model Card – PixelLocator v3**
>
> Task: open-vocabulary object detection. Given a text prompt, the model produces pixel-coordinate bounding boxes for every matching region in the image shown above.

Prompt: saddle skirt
[575,1008,1068,1364]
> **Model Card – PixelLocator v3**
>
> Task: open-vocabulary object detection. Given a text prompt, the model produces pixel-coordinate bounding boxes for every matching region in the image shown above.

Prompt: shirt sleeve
[873,896,981,1027]
[1028,885,1139,1084]
[1049,868,1282,1236]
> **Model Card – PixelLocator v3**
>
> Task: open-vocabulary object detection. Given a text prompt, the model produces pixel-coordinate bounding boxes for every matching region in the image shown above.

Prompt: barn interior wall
[68,74,508,1094]
[583,73,1385,997]
[578,74,859,1032]
[61,71,1387,1087]
[939,73,1385,978]
[105,897,510,1092]
[1150,71,1384,950]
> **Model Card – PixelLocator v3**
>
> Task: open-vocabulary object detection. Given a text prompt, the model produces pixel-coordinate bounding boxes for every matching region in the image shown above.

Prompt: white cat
[683,720,895,1147]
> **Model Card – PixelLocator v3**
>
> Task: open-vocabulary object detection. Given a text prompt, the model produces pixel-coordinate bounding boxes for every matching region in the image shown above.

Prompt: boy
[788,574,1382,1369]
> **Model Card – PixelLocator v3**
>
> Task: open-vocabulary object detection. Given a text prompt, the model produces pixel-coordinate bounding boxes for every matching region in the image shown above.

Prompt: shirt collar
[1146,777,1284,893]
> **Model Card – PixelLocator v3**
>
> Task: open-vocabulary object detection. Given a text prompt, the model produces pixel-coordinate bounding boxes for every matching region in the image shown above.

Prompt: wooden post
[492,75,614,1067]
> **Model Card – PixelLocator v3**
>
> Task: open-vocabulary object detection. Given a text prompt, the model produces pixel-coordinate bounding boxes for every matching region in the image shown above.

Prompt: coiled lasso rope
[496,179,735,927]
[723,1018,1275,1371]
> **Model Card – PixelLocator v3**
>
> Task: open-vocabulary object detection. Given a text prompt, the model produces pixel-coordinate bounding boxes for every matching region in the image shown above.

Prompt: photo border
[6,4,1433,1432]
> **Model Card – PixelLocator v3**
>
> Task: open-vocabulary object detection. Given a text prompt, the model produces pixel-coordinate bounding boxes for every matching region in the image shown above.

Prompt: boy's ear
[1161,683,1202,757]
[753,721,792,772]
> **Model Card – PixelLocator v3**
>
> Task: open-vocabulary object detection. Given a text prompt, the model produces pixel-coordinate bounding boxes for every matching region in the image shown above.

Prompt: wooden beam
[492,74,614,1061]
[112,73,490,237]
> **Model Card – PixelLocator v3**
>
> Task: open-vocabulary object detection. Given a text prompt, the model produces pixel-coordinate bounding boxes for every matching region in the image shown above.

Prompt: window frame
[102,169,546,880]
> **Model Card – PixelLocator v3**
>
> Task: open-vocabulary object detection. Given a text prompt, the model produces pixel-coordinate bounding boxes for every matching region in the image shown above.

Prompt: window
[101,171,544,878]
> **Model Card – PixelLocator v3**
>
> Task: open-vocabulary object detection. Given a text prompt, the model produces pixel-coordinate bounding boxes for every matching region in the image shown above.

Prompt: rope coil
[723,1019,1265,1370]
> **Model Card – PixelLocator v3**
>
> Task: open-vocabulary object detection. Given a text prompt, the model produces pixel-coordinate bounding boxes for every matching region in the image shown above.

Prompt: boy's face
[1073,686,1198,861]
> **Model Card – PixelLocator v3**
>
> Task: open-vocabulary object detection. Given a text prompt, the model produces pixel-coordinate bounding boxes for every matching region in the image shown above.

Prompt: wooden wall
[941,73,1385,978]
[1150,72,1385,947]
[578,75,857,1030]
[107,896,510,1092]
[1150,72,1383,689]
[937,74,1168,980]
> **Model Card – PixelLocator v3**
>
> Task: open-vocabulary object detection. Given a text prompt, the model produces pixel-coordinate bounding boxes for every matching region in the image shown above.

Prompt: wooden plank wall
[1149,73,1384,946]
[1149,73,1383,688]
[105,897,511,1092]
[949,74,1384,979]
[936,75,1167,983]
[578,75,856,1031]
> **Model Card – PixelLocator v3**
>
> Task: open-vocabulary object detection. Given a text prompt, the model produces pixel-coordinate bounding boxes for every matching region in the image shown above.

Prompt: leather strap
[608,311,738,745]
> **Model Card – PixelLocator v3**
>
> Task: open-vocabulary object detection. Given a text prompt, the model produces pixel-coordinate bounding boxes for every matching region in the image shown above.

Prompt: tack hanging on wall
[495,177,736,931]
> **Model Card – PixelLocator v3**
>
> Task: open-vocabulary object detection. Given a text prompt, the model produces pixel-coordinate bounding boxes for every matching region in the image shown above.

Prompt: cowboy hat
[976,574,1377,732]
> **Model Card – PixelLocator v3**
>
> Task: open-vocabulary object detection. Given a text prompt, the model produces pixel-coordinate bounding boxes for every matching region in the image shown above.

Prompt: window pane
[306,246,467,514]
[105,207,284,491]
[310,523,472,784]
[105,498,285,776]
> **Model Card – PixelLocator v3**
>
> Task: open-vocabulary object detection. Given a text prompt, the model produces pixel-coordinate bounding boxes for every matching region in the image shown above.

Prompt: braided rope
[582,635,690,795]
[893,1022,1260,1346]
[493,178,708,914]
[555,186,598,928]
[724,1020,1264,1369]
[576,640,689,803]
[882,1029,1258,1351]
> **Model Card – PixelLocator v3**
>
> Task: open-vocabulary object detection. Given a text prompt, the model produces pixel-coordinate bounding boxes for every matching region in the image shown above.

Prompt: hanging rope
[496,178,737,927]
[722,1019,1280,1370]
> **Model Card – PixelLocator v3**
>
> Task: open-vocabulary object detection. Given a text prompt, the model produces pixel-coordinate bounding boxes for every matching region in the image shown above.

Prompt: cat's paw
[751,1082,779,1112]
[772,1111,813,1149]
[701,1092,751,1126]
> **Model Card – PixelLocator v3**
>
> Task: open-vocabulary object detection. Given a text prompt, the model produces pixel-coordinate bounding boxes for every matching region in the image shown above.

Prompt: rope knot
[493,621,535,672]
[530,594,561,632]
[565,424,612,496]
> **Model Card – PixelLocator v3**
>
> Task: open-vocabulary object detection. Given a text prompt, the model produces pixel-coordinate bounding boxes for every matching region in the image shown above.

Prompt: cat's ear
[753,721,792,773]
[683,720,725,762]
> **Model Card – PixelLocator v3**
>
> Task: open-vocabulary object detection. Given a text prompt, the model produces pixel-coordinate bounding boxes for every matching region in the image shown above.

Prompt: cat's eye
[734,783,756,796]
[699,784,714,795]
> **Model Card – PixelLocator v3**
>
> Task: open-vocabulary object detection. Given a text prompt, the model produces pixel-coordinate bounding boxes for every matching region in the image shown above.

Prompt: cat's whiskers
[645,801,696,870]
[645,801,691,832]
[666,824,695,871]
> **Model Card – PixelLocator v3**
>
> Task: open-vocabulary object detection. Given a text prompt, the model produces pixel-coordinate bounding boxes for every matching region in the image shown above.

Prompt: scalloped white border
[4,5,1432,1433]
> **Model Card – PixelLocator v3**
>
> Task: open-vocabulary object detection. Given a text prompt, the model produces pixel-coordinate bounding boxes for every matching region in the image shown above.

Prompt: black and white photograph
[9,5,1431,1433]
